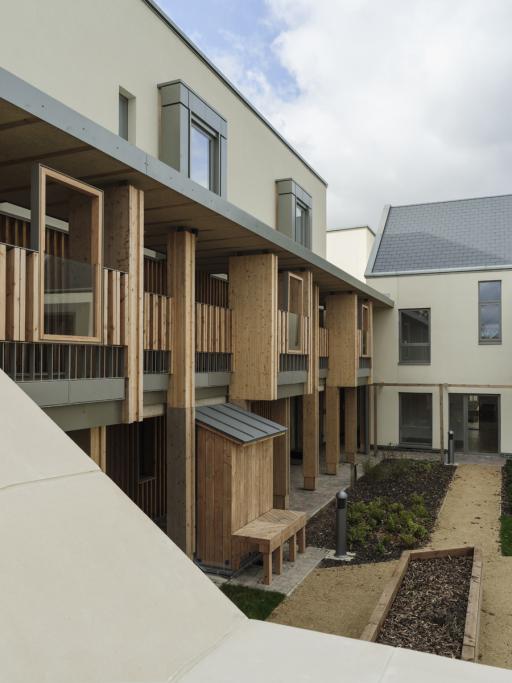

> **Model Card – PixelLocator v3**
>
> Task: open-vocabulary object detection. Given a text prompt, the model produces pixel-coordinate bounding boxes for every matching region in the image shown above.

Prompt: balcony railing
[0,341,124,381]
[319,326,329,359]
[195,303,232,354]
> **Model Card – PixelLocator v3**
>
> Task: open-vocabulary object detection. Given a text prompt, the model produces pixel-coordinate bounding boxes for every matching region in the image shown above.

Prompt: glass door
[449,394,499,454]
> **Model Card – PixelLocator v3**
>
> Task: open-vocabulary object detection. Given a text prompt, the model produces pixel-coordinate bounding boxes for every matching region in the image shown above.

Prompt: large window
[399,393,433,447]
[479,281,501,344]
[190,121,215,191]
[399,308,430,364]
[34,165,103,341]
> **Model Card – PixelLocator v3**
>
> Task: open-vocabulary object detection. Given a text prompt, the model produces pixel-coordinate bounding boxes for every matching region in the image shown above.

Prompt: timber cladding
[228,253,278,401]
[195,425,274,569]
[326,292,358,387]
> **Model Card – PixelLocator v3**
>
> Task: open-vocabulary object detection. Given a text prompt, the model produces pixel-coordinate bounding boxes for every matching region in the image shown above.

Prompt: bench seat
[232,509,307,585]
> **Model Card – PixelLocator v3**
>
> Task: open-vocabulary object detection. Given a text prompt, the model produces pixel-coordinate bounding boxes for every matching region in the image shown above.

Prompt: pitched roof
[196,403,286,444]
[368,194,512,276]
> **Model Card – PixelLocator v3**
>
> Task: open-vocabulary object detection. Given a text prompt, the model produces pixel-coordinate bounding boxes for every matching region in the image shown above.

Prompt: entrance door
[449,394,499,454]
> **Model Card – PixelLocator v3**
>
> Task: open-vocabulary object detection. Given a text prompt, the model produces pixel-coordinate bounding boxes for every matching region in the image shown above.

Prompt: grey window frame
[158,80,227,197]
[190,117,218,192]
[276,178,312,249]
[399,308,431,365]
[478,280,502,345]
[399,392,433,448]
[119,93,129,140]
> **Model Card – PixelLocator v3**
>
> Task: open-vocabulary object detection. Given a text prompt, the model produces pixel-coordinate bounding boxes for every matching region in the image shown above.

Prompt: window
[399,393,433,447]
[287,273,304,351]
[159,80,227,197]
[119,94,129,140]
[190,121,214,190]
[399,308,430,363]
[276,179,312,248]
[479,281,501,343]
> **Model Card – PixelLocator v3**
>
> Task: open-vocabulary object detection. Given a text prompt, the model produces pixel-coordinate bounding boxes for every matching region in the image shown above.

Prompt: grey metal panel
[370,197,512,275]
[220,136,228,199]
[20,381,69,407]
[277,192,294,240]
[159,81,189,107]
[196,403,286,443]
[160,102,189,173]
[143,391,167,406]
[45,401,123,431]
[195,372,230,388]
[144,373,170,392]
[277,371,308,386]
[277,384,307,399]
[357,368,371,379]
[0,66,392,308]
[319,368,328,379]
[68,379,125,404]
[195,386,228,401]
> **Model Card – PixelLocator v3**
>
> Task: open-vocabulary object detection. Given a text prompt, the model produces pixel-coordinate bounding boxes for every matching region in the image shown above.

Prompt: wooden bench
[232,509,307,585]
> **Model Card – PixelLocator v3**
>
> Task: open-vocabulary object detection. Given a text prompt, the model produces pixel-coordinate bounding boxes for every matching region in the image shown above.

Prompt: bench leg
[298,526,306,554]
[263,552,272,585]
[288,534,297,562]
[273,545,283,576]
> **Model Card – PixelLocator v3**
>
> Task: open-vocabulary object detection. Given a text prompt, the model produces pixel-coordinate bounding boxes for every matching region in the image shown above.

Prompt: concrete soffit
[0,66,393,307]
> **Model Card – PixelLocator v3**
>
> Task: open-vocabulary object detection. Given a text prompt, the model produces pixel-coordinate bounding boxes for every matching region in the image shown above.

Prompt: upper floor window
[158,80,227,197]
[399,308,430,364]
[479,280,501,344]
[276,179,312,248]
[118,88,135,143]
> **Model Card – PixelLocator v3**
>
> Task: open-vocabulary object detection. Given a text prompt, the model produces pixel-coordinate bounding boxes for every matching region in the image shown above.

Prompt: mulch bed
[376,555,472,658]
[308,458,455,564]
[501,460,512,516]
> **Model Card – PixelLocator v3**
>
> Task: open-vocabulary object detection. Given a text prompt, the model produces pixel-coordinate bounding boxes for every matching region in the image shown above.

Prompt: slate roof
[195,403,286,444]
[368,195,512,275]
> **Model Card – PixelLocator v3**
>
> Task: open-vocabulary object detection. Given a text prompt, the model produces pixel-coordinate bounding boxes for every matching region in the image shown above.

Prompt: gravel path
[270,463,512,670]
[429,464,512,669]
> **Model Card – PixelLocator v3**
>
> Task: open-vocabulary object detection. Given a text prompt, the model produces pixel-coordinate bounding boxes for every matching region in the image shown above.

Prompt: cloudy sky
[160,0,512,230]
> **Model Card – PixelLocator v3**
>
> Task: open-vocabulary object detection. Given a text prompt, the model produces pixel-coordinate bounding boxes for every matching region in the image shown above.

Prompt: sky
[160,0,512,230]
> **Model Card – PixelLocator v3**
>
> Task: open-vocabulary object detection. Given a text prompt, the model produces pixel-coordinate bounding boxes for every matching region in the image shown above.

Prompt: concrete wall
[0,0,326,255]
[370,270,512,452]
[326,227,374,282]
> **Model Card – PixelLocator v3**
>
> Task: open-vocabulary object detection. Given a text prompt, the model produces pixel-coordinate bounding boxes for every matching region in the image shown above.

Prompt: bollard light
[447,429,455,465]
[335,490,348,557]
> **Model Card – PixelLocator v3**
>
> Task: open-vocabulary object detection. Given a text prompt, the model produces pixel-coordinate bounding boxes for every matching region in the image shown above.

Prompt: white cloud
[209,0,512,229]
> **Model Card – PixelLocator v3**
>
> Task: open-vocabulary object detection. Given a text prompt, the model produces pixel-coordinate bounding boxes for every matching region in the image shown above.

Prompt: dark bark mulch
[501,460,512,516]
[308,459,455,564]
[376,555,473,658]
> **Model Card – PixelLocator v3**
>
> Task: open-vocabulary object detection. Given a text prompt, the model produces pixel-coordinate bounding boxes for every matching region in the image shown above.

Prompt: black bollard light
[447,430,455,465]
[335,490,348,557]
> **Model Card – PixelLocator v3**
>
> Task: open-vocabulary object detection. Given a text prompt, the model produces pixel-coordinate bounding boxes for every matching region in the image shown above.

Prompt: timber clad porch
[0,77,391,578]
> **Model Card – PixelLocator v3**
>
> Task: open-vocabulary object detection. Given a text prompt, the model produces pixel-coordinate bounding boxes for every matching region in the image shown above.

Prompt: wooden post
[167,229,196,556]
[344,387,358,465]
[325,386,340,475]
[439,384,444,463]
[90,426,107,472]
[303,283,319,490]
[271,398,290,509]
[104,185,144,423]
[373,384,378,458]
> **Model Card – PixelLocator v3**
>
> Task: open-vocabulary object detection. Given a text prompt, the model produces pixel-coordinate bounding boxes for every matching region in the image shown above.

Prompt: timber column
[167,228,196,556]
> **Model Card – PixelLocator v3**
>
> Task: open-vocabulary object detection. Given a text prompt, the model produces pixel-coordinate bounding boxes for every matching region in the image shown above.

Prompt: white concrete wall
[326,227,374,282]
[0,0,327,256]
[370,270,512,452]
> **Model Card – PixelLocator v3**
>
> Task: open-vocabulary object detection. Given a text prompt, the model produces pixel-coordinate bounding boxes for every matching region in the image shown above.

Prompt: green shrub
[500,516,512,556]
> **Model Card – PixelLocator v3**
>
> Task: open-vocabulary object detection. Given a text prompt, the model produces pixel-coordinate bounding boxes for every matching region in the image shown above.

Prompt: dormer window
[158,80,227,197]
[276,179,312,249]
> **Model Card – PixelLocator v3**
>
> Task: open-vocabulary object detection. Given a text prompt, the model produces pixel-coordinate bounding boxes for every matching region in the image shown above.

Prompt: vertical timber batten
[325,385,340,475]
[326,292,358,388]
[271,398,290,509]
[167,229,196,556]
[104,185,144,423]
[344,387,357,465]
[303,282,319,490]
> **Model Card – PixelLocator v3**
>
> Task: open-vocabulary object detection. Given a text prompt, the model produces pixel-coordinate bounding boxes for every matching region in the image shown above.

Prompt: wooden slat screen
[196,272,229,307]
[143,293,173,350]
[144,255,167,295]
[277,310,310,355]
[195,302,232,353]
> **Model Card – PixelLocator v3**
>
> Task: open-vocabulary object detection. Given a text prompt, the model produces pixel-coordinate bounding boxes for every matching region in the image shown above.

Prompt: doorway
[449,394,500,455]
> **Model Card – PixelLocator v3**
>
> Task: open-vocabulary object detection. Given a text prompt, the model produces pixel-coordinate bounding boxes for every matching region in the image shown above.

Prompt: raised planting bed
[361,547,483,661]
[500,460,512,556]
[308,459,454,563]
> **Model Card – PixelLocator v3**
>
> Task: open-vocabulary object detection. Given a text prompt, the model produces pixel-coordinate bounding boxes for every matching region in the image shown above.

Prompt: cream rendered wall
[370,270,512,452]
[0,0,327,256]
[326,227,375,282]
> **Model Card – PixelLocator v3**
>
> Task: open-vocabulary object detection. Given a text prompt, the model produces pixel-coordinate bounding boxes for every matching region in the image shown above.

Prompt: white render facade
[365,198,512,457]
[0,0,327,256]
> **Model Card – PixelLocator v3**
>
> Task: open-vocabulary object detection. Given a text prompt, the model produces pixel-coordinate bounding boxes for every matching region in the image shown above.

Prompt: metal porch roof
[196,403,286,444]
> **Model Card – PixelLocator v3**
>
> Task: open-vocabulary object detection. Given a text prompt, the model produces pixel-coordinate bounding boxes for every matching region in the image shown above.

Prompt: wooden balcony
[143,292,173,351]
[277,310,310,356]
[195,302,231,354]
